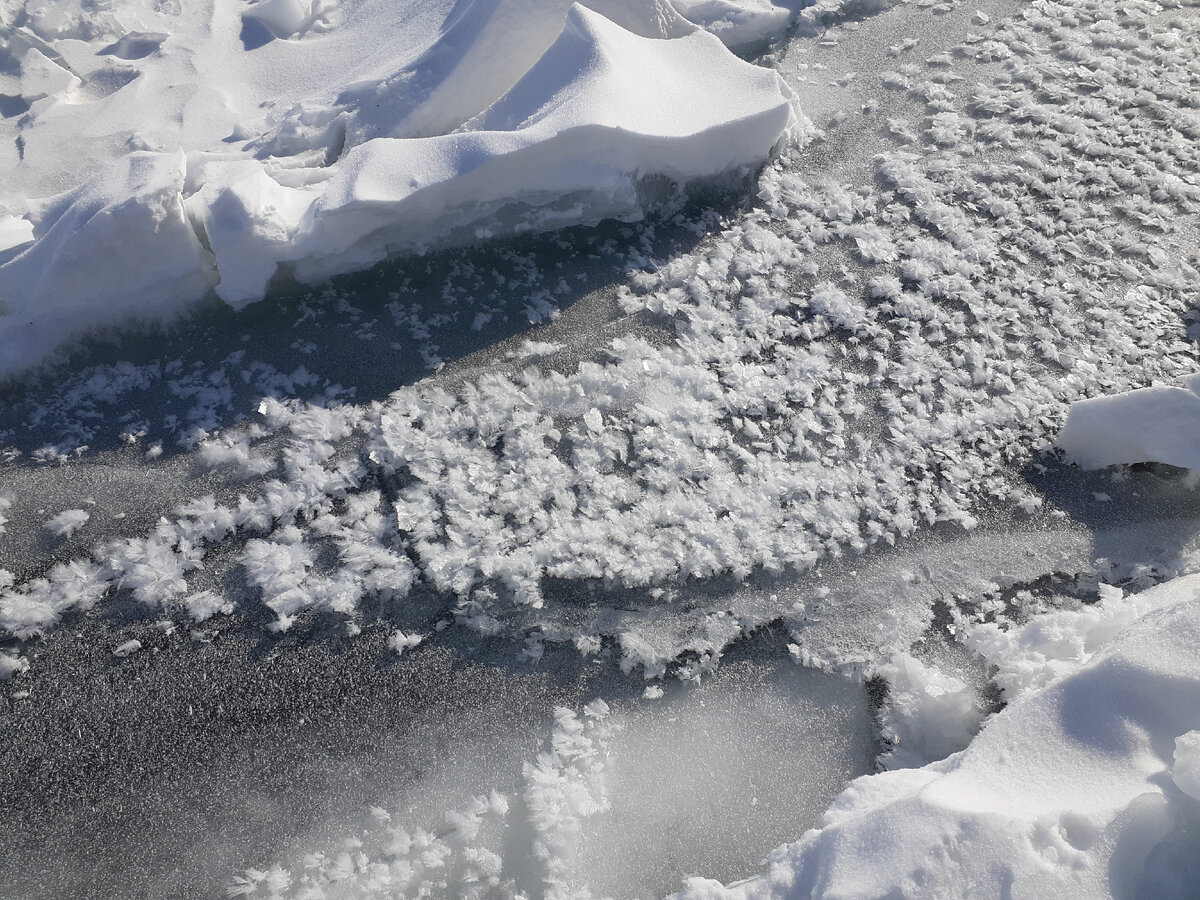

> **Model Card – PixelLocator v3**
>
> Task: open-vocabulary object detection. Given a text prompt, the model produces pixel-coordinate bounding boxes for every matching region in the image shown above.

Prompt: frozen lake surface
[3,0,1200,897]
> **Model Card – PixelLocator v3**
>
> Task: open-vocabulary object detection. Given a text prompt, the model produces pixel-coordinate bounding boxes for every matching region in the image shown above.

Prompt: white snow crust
[0,0,799,373]
[677,575,1200,900]
[1059,375,1200,472]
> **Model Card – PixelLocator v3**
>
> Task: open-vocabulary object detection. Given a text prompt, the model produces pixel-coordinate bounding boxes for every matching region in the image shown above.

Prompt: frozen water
[3,0,1200,896]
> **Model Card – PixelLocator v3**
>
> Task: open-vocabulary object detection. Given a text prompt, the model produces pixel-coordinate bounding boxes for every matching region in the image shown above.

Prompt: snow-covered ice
[677,576,1200,900]
[4,0,1200,896]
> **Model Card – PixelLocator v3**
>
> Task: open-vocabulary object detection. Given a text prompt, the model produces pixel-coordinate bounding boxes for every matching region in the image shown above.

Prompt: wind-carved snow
[677,576,1200,900]
[0,0,799,373]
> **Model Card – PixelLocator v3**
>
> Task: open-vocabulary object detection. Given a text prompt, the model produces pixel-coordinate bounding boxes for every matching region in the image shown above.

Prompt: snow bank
[0,0,799,374]
[676,575,1200,899]
[1058,375,1200,471]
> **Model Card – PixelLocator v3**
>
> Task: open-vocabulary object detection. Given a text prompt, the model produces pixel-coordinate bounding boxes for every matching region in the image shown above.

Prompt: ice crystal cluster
[3,0,1200,896]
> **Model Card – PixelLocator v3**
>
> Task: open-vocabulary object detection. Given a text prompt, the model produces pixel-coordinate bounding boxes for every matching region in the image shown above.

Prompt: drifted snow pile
[677,576,1200,900]
[0,0,801,373]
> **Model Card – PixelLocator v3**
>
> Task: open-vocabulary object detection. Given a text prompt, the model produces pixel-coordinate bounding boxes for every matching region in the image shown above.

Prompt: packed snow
[3,0,1200,896]
[678,577,1200,900]
[0,0,800,373]
[1059,375,1200,472]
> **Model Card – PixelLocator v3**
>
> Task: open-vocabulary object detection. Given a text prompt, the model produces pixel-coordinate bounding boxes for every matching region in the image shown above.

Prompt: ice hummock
[1058,375,1200,473]
[0,0,800,375]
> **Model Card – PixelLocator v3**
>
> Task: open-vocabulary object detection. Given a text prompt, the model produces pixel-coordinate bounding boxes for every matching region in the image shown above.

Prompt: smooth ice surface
[0,0,798,373]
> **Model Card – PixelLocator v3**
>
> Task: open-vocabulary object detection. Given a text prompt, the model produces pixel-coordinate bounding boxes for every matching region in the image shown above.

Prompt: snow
[0,0,799,374]
[677,575,1200,900]
[3,0,1200,895]
[1059,377,1200,472]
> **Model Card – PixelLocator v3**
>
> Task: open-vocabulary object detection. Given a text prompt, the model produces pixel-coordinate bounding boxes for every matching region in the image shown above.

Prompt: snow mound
[0,0,799,374]
[1058,375,1200,471]
[43,508,90,538]
[675,574,1200,899]
[194,5,799,306]
[1173,731,1200,802]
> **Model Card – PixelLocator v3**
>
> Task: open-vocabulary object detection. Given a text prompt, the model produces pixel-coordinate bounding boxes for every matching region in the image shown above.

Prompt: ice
[112,637,142,657]
[0,651,28,680]
[1058,378,1200,472]
[3,0,1200,896]
[670,0,794,48]
[387,629,424,655]
[226,653,873,899]
[241,0,330,40]
[877,652,981,769]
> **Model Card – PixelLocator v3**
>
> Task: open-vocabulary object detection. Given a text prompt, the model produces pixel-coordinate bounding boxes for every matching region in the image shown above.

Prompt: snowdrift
[0,0,800,374]
[677,576,1200,899]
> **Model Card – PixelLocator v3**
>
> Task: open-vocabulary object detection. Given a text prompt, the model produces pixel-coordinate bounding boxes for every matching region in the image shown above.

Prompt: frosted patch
[229,658,872,898]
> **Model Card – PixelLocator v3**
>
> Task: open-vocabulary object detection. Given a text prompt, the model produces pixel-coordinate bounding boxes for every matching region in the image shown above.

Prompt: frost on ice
[1058,374,1200,473]
[3,0,1200,896]
[42,508,89,539]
